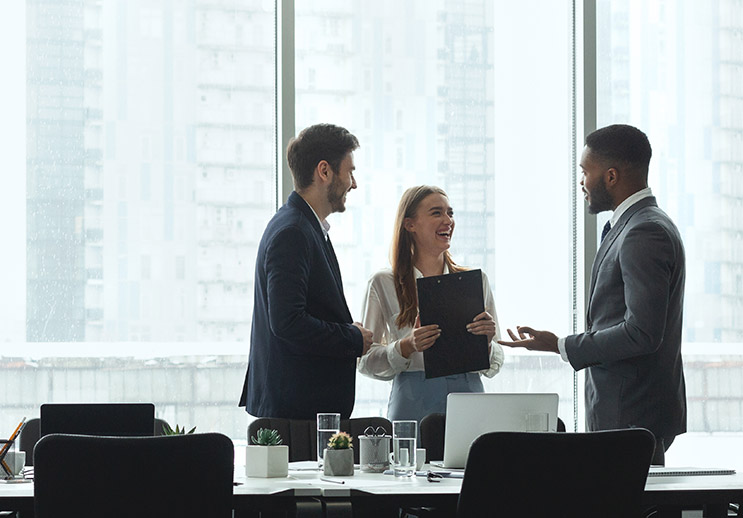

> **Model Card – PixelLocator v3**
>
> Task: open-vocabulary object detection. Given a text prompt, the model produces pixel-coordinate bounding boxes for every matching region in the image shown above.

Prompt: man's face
[327,152,357,214]
[580,146,614,214]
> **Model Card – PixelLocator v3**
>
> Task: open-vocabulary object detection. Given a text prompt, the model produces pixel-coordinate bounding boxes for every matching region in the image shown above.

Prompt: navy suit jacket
[239,192,363,419]
[565,197,687,440]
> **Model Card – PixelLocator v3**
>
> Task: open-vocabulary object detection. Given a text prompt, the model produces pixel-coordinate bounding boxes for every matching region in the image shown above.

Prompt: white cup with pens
[1,417,28,481]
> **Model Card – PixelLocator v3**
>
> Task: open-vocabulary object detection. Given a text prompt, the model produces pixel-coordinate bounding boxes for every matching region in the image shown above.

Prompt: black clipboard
[416,269,489,379]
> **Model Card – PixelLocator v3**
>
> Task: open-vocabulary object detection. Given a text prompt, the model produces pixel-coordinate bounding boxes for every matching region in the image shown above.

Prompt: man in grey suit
[499,124,686,465]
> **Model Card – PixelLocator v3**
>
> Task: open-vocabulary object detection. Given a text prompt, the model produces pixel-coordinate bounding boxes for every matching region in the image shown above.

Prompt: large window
[2,0,742,470]
[597,0,743,467]
[294,0,577,426]
[1,0,277,440]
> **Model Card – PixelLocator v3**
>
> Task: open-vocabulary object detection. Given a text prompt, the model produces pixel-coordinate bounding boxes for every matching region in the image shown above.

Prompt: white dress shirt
[358,266,504,380]
[557,187,654,361]
[297,192,331,240]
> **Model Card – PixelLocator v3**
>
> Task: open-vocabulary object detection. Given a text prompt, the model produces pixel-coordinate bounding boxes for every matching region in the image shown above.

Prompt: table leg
[703,503,728,518]
[295,498,324,518]
[652,505,682,518]
[322,500,352,518]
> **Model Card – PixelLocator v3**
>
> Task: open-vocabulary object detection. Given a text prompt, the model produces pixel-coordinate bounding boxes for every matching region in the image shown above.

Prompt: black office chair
[18,417,39,467]
[34,432,234,518]
[419,413,446,461]
[247,416,392,464]
[457,429,655,518]
[21,408,167,467]
[420,412,567,461]
[154,417,171,435]
[39,402,155,437]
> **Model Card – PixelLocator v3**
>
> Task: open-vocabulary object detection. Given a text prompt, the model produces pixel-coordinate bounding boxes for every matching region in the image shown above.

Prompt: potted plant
[246,428,288,478]
[161,423,196,435]
[323,431,354,476]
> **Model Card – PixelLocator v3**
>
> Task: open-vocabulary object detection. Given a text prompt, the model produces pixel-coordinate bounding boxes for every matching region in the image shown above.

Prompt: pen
[320,477,345,484]
[0,418,26,458]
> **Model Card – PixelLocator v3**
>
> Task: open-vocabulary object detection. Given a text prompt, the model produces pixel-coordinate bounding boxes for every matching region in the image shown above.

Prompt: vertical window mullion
[276,0,295,210]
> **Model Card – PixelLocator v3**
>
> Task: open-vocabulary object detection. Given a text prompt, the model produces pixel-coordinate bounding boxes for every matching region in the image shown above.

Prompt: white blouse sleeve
[478,271,504,378]
[357,273,410,381]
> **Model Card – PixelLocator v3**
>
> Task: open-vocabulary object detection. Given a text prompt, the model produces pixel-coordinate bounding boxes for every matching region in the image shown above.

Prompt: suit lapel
[587,197,658,319]
[324,236,344,290]
[288,192,348,303]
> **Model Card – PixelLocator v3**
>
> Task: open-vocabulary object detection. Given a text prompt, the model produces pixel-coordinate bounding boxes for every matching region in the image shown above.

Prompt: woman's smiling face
[404,192,455,255]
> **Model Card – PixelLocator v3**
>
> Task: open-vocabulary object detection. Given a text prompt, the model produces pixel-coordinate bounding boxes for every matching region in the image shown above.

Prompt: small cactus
[251,428,283,446]
[327,431,352,450]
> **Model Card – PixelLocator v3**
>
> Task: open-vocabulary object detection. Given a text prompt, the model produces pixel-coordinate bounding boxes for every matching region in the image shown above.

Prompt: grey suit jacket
[565,196,687,440]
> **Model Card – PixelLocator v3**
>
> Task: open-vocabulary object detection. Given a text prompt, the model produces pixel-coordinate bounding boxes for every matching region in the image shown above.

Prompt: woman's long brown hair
[391,186,465,328]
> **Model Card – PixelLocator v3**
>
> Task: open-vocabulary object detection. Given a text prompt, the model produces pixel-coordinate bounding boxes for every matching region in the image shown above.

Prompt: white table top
[234,461,462,497]
[2,462,742,500]
[235,462,743,498]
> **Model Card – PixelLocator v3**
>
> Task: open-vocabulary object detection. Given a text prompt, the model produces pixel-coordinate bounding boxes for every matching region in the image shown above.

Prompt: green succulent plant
[161,423,196,435]
[251,428,283,446]
[327,431,352,450]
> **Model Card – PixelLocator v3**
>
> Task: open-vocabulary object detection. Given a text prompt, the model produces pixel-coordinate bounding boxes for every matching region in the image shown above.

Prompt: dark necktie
[601,220,612,242]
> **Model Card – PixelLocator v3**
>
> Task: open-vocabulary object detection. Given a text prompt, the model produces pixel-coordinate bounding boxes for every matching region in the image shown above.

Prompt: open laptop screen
[40,403,156,437]
[441,393,559,469]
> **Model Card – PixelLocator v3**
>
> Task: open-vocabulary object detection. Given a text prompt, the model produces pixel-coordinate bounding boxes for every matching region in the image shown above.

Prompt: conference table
[2,462,742,517]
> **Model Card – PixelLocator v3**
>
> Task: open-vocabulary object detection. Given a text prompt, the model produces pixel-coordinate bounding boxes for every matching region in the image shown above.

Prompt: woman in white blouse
[358,185,504,425]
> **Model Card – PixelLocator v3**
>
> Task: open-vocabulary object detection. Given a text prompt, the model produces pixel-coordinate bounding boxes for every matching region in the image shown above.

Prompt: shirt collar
[609,187,653,228]
[413,263,451,279]
[298,193,331,240]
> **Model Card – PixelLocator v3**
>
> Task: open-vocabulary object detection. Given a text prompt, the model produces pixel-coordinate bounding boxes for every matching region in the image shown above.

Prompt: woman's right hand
[400,321,441,358]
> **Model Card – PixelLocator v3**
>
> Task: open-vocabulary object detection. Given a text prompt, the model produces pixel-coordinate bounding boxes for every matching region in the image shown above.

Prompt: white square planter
[245,445,289,478]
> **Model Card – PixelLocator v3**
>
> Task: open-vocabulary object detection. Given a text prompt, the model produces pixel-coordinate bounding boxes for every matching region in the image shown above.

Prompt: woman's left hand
[467,311,496,344]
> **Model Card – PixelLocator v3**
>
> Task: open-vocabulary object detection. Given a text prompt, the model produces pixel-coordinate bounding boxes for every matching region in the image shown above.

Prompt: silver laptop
[440,392,559,469]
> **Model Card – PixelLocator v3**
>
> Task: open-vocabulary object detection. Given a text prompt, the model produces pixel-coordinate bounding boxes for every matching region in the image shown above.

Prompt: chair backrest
[248,416,392,464]
[154,418,171,436]
[21,411,165,467]
[420,412,446,461]
[40,403,155,438]
[34,433,234,518]
[420,412,567,462]
[457,429,655,518]
[18,417,40,466]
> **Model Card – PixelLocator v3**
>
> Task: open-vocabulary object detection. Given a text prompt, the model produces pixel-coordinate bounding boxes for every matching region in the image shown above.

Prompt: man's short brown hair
[286,124,360,191]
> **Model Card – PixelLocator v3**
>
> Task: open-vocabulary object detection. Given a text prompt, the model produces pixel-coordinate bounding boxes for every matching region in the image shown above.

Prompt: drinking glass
[316,413,340,467]
[391,420,417,477]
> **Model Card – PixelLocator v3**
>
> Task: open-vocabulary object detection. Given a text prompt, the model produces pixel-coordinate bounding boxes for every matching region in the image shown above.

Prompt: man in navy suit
[499,125,686,465]
[239,123,374,419]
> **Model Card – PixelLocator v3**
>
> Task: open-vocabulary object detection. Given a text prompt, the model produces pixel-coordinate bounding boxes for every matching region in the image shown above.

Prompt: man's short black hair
[286,124,360,191]
[585,124,652,177]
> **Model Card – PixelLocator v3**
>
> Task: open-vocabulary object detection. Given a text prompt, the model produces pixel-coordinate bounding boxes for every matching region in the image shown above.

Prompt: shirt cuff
[557,337,569,363]
[388,340,411,372]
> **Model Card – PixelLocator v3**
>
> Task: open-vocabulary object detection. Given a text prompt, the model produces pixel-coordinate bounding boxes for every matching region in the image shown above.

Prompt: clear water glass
[316,412,340,467]
[392,420,417,477]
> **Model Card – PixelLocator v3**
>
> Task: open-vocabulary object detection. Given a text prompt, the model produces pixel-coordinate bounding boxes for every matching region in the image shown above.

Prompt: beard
[587,177,613,214]
[327,175,347,213]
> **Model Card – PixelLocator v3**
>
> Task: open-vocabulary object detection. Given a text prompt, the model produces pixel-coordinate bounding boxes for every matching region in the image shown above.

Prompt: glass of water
[316,413,340,467]
[392,420,417,477]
